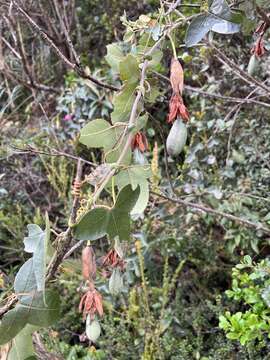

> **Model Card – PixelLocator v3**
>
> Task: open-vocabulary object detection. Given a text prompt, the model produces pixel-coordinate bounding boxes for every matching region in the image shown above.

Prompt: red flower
[167,93,189,123]
[131,132,148,152]
[251,37,266,58]
[79,284,103,321]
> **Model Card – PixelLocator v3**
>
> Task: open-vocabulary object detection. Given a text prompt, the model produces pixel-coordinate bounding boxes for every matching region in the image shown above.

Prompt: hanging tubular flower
[170,58,184,94]
[167,93,189,123]
[79,284,103,321]
[167,57,190,123]
[82,246,96,281]
[131,132,148,153]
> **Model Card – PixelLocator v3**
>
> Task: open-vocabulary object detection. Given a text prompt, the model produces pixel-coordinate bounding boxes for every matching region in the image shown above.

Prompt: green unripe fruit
[166,119,187,156]
[86,316,101,342]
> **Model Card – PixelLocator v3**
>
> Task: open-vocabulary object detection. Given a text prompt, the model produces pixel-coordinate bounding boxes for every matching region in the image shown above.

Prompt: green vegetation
[1,0,270,359]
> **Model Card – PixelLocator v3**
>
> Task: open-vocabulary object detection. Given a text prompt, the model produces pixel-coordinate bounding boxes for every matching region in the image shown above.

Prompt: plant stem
[167,33,177,59]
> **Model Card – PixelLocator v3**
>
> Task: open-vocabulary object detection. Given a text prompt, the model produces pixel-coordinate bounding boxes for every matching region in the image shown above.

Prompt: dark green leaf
[108,185,140,240]
[74,208,109,241]
[19,290,60,327]
[185,11,240,47]
[0,309,28,345]
[8,325,38,360]
[74,185,140,241]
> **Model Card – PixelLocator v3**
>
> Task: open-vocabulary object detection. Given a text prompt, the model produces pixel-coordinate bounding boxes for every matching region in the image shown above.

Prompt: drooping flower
[131,132,148,153]
[82,246,96,281]
[101,248,126,272]
[167,93,189,124]
[170,58,184,94]
[79,284,103,321]
[251,21,268,58]
[251,37,266,58]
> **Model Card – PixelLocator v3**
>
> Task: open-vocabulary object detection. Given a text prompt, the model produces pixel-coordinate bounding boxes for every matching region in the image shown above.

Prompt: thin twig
[152,191,270,235]
[10,0,119,92]
[210,43,270,96]
[152,70,270,108]
[63,239,84,259]
[9,144,97,167]
[46,159,83,281]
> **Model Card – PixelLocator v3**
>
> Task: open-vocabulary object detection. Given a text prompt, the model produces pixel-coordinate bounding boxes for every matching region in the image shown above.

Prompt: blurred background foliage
[1,0,270,359]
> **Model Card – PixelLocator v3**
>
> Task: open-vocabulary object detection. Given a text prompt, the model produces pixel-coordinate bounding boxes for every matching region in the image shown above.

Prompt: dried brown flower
[82,246,96,280]
[101,248,126,272]
[170,58,184,95]
[79,284,103,321]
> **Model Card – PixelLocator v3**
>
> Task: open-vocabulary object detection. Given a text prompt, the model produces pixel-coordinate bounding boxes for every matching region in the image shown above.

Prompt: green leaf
[119,54,140,83]
[111,82,137,123]
[210,0,232,21]
[115,165,151,190]
[105,43,124,72]
[8,325,38,360]
[111,54,140,123]
[104,125,132,165]
[73,208,109,241]
[19,290,60,327]
[74,185,140,241]
[0,309,28,345]
[108,185,140,240]
[0,290,60,345]
[133,114,148,133]
[23,223,48,293]
[185,14,217,47]
[131,182,149,216]
[79,120,131,165]
[185,12,240,47]
[114,165,151,215]
[219,315,231,330]
[14,258,37,295]
[79,119,114,148]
